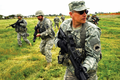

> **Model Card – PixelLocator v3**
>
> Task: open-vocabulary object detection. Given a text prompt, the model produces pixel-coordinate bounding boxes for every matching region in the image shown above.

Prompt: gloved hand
[57,39,68,53]
[16,22,20,26]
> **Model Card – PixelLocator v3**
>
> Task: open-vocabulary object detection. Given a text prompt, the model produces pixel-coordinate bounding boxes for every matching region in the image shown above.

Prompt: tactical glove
[57,39,68,53]
[16,22,20,26]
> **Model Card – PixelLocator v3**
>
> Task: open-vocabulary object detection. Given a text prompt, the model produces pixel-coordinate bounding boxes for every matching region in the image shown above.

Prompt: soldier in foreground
[35,10,55,70]
[55,1,102,80]
[54,16,60,29]
[9,14,31,47]
[61,15,65,22]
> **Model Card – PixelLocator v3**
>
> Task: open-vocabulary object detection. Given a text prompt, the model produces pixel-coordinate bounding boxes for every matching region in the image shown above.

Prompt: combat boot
[29,43,32,46]
[44,62,52,70]
[20,45,22,47]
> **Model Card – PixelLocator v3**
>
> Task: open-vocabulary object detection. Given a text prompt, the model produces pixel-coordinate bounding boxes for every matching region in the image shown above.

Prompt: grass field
[0,15,120,80]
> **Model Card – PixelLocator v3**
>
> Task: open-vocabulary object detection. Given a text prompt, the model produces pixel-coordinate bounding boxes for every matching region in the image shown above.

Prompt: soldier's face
[70,10,87,24]
[17,16,22,20]
[37,16,43,21]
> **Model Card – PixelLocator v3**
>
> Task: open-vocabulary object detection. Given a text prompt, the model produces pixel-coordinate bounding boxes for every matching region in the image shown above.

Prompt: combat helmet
[35,10,44,17]
[92,14,96,16]
[17,14,23,17]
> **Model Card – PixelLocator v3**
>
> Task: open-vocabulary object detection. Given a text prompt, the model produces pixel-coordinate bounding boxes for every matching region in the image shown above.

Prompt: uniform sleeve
[82,27,101,71]
[20,19,27,27]
[40,19,52,37]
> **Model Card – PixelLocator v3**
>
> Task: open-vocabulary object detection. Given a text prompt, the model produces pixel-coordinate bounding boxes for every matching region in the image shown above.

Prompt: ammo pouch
[58,48,85,66]
[58,54,64,64]
[15,26,27,32]
[39,18,55,39]
[58,52,70,66]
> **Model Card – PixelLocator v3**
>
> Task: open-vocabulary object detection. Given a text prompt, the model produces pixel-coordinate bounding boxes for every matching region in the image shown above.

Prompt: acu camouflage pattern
[17,32,30,46]
[17,14,23,17]
[40,38,54,63]
[35,10,44,17]
[38,18,54,63]
[37,18,55,39]
[64,68,98,80]
[55,19,101,80]
[15,19,27,32]
[15,19,30,46]
[54,17,60,28]
[88,14,97,24]
[68,1,88,11]
[61,16,65,22]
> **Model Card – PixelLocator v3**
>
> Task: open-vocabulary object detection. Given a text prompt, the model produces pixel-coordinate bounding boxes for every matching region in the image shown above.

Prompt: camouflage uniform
[86,14,90,21]
[37,18,55,63]
[54,16,60,29]
[88,14,96,24]
[14,18,30,46]
[61,16,65,22]
[55,1,101,80]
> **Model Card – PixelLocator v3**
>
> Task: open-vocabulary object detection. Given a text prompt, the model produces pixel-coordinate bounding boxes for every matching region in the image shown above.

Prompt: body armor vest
[38,18,55,39]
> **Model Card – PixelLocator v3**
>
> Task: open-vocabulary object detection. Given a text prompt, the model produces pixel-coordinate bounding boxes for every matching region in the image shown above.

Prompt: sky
[0,0,120,16]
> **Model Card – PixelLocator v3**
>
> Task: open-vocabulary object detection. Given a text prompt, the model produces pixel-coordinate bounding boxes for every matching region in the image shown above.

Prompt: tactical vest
[67,22,102,60]
[54,17,59,23]
[67,22,87,61]
[15,19,27,32]
[38,18,55,39]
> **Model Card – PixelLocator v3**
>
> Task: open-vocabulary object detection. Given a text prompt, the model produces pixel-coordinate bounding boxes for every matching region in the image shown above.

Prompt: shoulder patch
[93,44,100,52]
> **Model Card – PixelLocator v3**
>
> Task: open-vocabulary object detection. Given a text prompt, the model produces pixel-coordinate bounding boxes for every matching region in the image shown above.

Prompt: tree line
[0,13,64,19]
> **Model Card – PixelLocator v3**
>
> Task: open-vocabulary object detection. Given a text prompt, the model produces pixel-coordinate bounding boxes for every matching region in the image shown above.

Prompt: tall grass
[0,15,120,80]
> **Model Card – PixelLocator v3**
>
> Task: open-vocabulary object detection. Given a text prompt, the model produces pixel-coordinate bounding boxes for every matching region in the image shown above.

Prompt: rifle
[93,17,101,25]
[58,28,89,80]
[6,23,16,28]
[33,24,40,42]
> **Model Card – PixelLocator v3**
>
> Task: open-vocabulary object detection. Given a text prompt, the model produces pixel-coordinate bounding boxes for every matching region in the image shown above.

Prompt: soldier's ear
[69,12,73,18]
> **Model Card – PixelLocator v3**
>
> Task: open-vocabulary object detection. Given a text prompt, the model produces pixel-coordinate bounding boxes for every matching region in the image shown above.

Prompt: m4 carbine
[6,23,16,28]
[33,24,40,42]
[58,28,89,80]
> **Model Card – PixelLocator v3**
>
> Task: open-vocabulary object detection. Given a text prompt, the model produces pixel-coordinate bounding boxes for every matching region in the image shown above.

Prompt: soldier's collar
[66,20,73,31]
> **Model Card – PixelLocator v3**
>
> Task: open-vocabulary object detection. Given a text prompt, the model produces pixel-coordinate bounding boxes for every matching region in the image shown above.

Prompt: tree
[0,15,3,19]
[59,13,62,16]
[9,14,15,18]
[95,12,97,14]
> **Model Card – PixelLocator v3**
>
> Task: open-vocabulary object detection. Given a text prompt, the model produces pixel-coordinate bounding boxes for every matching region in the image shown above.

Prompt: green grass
[0,15,120,80]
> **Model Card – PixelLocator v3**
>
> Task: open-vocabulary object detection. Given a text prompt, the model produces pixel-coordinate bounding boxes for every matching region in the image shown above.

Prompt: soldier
[86,14,90,20]
[88,14,97,24]
[54,16,60,29]
[12,14,31,47]
[35,10,55,70]
[61,15,65,22]
[55,1,102,80]
[94,16,100,25]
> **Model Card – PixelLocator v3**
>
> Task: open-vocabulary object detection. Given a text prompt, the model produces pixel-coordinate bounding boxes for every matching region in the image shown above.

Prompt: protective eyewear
[77,10,88,15]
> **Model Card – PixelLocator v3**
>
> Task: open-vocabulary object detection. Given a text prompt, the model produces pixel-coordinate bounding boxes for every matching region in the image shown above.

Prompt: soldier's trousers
[17,32,30,46]
[39,38,54,63]
[54,23,59,29]
[64,68,98,80]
